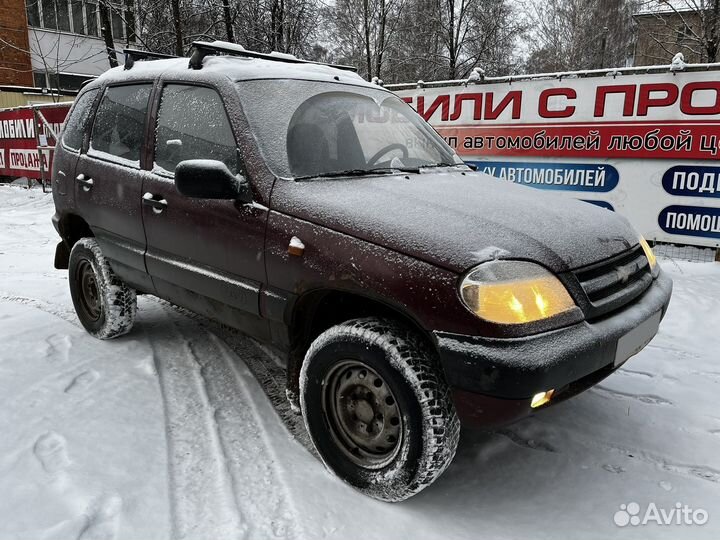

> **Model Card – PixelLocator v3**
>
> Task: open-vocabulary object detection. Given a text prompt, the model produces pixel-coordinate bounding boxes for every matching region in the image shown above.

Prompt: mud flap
[54,240,70,269]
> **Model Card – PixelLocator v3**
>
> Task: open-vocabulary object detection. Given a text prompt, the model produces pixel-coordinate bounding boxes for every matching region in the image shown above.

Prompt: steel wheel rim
[322,359,404,469]
[76,259,102,321]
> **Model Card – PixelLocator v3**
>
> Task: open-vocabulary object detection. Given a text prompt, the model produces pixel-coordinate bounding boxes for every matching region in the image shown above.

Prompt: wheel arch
[58,212,94,246]
[286,288,438,397]
[53,213,94,269]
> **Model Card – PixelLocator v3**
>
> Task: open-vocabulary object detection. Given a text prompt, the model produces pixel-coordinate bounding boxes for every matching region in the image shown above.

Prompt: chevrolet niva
[51,41,673,501]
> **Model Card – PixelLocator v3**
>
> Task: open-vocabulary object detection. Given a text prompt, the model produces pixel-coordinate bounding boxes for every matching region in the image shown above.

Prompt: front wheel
[300,318,460,502]
[68,238,137,339]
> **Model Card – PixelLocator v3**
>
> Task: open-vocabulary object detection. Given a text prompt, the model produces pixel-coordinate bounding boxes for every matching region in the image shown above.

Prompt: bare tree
[131,0,318,57]
[169,0,184,55]
[329,0,522,81]
[99,1,119,67]
[329,0,407,79]
[524,0,637,72]
[635,0,720,63]
[439,0,524,78]
[389,0,444,81]
[222,0,235,42]
[86,0,521,82]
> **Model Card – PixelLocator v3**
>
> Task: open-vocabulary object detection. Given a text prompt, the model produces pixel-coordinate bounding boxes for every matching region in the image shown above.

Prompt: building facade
[0,0,35,87]
[634,9,706,66]
[0,0,136,96]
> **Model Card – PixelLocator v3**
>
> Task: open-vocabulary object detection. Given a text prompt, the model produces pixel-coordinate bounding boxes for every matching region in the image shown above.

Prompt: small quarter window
[90,84,151,163]
[154,85,237,174]
[62,88,98,151]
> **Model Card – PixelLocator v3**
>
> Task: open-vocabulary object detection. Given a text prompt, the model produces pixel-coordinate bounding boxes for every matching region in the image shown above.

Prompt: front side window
[154,85,237,174]
[235,80,461,178]
[90,84,151,163]
[62,88,98,151]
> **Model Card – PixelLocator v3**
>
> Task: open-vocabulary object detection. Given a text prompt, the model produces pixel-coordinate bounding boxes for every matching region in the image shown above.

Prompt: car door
[141,83,269,337]
[75,83,155,293]
[53,88,99,199]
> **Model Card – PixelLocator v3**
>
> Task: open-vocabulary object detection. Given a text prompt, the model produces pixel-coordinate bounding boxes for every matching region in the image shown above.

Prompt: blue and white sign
[470,161,619,192]
[662,166,720,199]
[659,205,720,240]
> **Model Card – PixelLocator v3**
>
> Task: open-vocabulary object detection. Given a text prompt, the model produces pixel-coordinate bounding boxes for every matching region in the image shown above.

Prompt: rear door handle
[142,192,168,214]
[76,173,94,191]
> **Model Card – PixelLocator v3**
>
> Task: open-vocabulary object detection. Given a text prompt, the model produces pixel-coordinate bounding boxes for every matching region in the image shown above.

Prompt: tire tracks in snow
[148,298,311,450]
[145,301,301,540]
[0,291,79,327]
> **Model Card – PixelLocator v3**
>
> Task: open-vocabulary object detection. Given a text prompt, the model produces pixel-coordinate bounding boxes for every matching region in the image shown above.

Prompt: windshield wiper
[293,167,418,180]
[419,162,465,169]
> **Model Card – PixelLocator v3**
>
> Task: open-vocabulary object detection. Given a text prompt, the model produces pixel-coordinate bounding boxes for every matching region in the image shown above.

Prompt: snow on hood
[271,171,639,273]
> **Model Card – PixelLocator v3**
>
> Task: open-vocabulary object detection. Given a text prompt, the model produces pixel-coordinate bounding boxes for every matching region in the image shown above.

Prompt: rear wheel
[68,238,137,339]
[300,317,460,502]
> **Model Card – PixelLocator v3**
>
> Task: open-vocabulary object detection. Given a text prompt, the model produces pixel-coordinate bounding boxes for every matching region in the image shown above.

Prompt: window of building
[33,71,94,91]
[90,84,152,163]
[59,73,94,91]
[57,0,71,31]
[154,85,238,174]
[71,0,85,34]
[111,9,124,40]
[26,1,133,40]
[26,1,41,27]
[85,2,99,36]
[677,24,693,45]
[33,72,46,88]
[41,0,57,29]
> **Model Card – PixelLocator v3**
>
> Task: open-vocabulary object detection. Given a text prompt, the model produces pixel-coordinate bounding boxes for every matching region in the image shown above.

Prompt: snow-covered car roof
[91,52,371,88]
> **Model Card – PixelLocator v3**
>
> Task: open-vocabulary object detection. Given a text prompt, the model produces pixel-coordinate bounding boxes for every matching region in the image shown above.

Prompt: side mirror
[175,159,252,203]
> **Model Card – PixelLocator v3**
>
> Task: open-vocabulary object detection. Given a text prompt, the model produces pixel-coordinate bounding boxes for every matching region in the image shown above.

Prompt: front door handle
[76,173,94,192]
[142,192,168,214]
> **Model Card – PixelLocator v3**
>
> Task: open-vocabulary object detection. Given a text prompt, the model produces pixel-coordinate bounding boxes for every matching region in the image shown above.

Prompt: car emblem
[616,265,631,284]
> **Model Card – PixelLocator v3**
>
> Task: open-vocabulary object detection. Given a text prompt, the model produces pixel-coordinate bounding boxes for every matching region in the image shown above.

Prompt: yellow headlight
[460,261,576,324]
[639,236,657,271]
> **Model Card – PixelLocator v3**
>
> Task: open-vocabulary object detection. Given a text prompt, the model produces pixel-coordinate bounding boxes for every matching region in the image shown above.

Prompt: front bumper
[435,270,673,407]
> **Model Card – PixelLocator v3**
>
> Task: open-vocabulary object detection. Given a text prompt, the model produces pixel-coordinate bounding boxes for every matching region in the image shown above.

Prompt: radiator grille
[572,245,653,319]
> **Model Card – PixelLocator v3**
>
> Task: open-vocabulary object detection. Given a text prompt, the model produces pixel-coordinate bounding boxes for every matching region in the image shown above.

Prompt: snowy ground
[0,184,719,540]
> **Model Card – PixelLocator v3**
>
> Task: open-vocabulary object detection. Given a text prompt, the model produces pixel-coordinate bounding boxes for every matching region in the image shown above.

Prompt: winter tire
[300,317,460,502]
[68,238,137,339]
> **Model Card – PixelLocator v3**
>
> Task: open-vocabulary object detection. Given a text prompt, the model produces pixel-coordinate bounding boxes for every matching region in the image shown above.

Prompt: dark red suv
[51,41,673,501]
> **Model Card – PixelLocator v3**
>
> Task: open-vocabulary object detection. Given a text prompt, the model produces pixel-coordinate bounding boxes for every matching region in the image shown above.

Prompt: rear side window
[62,88,98,151]
[154,85,237,174]
[90,84,152,163]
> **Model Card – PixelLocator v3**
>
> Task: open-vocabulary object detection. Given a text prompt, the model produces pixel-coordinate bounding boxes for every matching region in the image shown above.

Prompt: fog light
[530,389,555,408]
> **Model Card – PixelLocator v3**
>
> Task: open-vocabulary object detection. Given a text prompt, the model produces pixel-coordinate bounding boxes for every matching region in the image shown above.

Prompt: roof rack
[123,49,178,70]
[187,40,357,73]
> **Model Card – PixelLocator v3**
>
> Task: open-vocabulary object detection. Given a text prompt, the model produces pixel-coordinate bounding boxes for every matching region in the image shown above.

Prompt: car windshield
[235,80,463,179]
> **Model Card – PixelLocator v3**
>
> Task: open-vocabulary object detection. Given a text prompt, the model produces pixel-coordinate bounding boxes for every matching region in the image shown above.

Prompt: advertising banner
[0,104,71,180]
[394,70,720,248]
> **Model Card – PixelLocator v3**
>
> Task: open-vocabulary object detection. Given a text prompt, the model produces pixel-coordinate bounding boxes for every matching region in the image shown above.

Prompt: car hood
[271,170,639,273]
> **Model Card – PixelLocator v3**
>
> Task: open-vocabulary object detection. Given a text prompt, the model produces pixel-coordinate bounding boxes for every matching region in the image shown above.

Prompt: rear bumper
[435,270,673,422]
